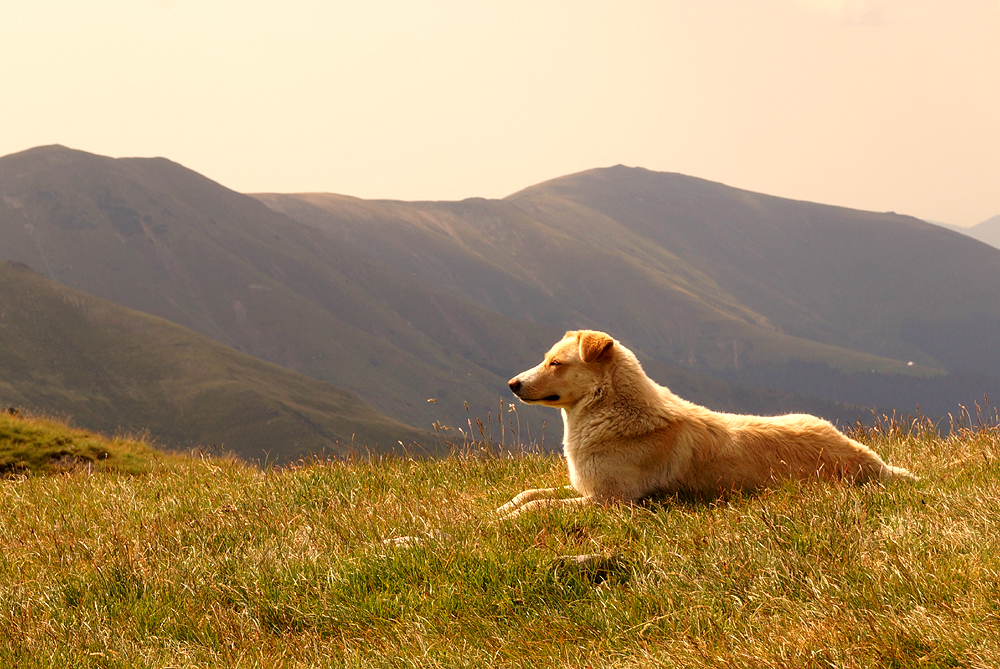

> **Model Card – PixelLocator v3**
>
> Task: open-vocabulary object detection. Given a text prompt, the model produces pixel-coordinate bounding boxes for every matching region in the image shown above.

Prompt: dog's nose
[508,377,521,393]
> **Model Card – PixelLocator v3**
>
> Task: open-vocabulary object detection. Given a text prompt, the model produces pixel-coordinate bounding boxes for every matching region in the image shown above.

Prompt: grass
[1,408,999,667]
[0,261,432,464]
[0,409,175,476]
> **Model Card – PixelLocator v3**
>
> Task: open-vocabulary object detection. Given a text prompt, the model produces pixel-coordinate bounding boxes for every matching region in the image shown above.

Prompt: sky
[3,0,998,226]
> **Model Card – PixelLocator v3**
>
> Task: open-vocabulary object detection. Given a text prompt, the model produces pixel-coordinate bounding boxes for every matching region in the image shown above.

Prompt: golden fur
[498,330,915,519]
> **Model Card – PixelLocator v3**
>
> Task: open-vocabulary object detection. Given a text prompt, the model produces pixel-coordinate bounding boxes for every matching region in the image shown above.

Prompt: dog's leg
[879,464,917,481]
[495,486,573,518]
[498,495,592,521]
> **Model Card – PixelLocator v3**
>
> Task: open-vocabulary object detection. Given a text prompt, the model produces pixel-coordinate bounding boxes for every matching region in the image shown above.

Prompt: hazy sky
[4,0,998,226]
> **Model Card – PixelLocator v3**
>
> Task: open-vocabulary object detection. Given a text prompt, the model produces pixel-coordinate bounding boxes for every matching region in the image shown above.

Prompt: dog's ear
[579,331,614,363]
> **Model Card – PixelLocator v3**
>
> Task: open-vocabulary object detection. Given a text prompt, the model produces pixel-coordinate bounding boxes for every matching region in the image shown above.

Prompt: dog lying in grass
[499,330,915,519]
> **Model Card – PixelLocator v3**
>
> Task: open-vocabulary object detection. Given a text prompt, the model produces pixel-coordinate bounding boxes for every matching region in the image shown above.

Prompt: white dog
[498,330,915,519]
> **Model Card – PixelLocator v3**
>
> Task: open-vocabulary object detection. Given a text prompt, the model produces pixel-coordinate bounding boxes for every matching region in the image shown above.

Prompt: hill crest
[4,144,999,445]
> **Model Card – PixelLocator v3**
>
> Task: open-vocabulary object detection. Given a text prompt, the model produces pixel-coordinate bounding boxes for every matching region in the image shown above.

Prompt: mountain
[954,215,1000,250]
[0,145,563,437]
[258,167,1000,417]
[0,146,877,443]
[255,191,922,376]
[512,168,1000,378]
[975,215,1000,249]
[3,145,995,441]
[0,261,430,462]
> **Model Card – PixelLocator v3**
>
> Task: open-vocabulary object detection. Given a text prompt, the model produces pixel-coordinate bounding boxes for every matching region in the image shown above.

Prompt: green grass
[1,410,999,667]
[0,261,431,463]
[0,409,175,476]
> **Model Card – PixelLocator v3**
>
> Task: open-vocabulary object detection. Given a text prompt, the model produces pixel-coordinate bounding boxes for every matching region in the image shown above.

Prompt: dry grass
[1,408,999,667]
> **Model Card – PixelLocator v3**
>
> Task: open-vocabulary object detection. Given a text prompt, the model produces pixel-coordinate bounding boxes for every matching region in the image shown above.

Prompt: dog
[498,330,915,519]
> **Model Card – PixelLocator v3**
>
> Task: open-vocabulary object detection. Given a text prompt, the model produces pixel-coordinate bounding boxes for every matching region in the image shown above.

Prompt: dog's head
[508,330,616,408]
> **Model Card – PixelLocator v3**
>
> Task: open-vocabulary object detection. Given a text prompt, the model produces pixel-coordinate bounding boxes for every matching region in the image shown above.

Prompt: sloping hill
[0,261,430,462]
[512,167,1000,378]
[1,407,172,476]
[0,145,559,435]
[259,168,1000,417]
[257,192,928,376]
[2,146,877,444]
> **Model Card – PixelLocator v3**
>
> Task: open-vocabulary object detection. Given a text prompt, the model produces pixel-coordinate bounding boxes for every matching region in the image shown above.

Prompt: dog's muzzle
[509,377,559,403]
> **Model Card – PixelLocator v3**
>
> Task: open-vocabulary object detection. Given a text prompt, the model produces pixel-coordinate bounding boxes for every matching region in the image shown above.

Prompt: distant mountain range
[934,215,1000,251]
[0,145,567,445]
[2,145,998,458]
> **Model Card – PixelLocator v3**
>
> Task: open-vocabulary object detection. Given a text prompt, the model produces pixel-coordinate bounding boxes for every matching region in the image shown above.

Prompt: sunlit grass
[0,409,177,476]
[1,408,999,667]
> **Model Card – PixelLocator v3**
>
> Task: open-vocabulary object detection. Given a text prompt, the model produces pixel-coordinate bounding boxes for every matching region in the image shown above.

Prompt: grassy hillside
[1,410,998,667]
[511,167,1000,378]
[0,145,878,441]
[260,168,1000,418]
[0,409,173,476]
[0,261,430,462]
[5,145,996,434]
[0,145,557,436]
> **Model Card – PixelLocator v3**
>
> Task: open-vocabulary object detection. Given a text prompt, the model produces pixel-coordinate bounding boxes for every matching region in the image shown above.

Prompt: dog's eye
[549,360,561,367]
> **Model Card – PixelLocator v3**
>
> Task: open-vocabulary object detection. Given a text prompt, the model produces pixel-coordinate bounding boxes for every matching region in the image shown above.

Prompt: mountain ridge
[0,144,563,436]
[4,145,998,450]
[258,165,1000,417]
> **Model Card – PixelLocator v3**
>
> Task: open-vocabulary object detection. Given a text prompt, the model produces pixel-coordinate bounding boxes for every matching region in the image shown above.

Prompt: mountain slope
[0,146,880,440]
[0,145,560,435]
[0,261,430,462]
[259,168,1000,417]
[509,167,1000,378]
[956,215,1000,250]
[257,192,928,377]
